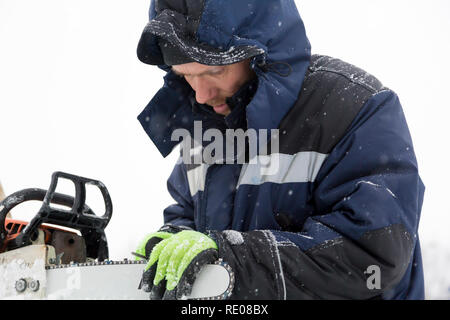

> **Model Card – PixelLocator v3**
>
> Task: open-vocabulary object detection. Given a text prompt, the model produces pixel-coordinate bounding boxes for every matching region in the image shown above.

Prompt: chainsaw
[0,172,233,300]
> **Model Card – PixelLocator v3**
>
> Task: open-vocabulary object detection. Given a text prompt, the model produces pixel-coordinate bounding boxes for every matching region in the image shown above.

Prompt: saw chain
[45,259,146,270]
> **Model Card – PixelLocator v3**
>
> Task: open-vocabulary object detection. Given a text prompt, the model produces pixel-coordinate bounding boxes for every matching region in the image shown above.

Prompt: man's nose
[192,78,217,105]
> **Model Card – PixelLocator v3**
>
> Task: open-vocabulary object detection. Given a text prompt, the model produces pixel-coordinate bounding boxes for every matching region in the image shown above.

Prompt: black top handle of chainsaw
[0,172,113,261]
[40,171,113,229]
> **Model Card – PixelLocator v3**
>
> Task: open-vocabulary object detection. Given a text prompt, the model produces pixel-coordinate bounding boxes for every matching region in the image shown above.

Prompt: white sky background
[0,1,449,299]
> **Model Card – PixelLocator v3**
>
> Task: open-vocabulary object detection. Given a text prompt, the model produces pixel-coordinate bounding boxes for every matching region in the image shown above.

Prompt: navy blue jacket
[138,0,425,299]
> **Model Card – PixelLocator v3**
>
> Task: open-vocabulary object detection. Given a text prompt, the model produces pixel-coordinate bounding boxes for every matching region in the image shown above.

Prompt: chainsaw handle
[0,172,112,260]
[41,171,113,229]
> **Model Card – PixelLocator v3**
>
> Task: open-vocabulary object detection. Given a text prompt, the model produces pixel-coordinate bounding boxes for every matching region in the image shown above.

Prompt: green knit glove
[144,230,218,300]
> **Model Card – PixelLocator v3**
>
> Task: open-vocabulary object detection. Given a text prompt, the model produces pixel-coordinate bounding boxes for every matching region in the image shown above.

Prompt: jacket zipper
[199,164,215,232]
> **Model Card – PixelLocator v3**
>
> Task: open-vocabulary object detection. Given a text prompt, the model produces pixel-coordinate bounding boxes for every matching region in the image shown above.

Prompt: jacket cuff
[159,224,193,234]
[208,229,286,300]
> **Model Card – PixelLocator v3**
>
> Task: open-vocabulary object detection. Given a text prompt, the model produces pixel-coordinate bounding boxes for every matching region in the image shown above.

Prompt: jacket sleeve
[162,158,196,229]
[210,90,425,300]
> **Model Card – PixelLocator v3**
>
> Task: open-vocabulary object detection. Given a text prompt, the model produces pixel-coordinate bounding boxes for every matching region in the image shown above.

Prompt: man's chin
[212,103,231,116]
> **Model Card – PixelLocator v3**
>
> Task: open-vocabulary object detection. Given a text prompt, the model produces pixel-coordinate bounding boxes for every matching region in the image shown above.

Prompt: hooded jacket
[138,0,425,300]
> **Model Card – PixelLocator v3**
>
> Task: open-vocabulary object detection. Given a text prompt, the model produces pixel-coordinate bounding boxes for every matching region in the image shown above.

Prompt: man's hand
[143,230,218,300]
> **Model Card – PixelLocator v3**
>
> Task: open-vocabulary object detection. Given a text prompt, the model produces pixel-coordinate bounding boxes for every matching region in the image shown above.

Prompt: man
[135,0,425,300]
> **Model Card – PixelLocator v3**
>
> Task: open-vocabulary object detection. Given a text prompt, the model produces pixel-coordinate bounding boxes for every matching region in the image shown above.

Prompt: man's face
[172,59,255,116]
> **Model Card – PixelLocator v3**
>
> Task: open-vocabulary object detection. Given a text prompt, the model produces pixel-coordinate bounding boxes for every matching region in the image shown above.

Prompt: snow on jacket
[137,0,425,300]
